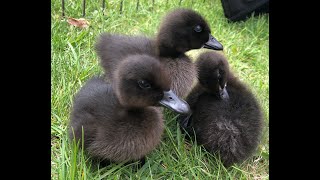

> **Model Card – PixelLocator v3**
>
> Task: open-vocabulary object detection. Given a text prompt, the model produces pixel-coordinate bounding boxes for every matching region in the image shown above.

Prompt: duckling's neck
[185,84,206,109]
[196,83,217,96]
[125,107,159,122]
[157,46,183,58]
[190,83,205,92]
[126,107,145,114]
[156,43,185,58]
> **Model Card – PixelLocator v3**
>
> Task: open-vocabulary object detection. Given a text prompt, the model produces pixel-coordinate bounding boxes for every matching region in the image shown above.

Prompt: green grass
[51,0,269,179]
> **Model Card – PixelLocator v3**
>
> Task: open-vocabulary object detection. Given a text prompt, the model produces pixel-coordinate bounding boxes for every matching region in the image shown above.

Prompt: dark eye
[194,25,202,33]
[138,80,151,89]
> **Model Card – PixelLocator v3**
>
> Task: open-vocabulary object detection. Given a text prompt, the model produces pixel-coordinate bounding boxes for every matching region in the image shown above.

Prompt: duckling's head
[197,51,230,100]
[113,54,190,114]
[156,8,223,57]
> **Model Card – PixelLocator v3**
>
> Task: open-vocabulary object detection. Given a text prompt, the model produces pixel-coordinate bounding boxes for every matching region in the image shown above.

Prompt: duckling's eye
[138,80,152,89]
[194,25,202,33]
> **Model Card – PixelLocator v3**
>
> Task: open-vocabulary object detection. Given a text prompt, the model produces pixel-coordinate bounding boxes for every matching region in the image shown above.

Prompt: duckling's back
[95,33,157,80]
[69,76,118,147]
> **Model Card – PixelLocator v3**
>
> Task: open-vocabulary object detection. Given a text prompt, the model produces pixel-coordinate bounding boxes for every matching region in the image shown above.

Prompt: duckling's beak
[219,85,229,100]
[159,90,191,114]
[203,34,223,50]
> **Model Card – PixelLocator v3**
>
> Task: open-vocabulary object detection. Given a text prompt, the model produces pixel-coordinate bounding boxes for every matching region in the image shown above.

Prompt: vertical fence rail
[120,0,124,14]
[62,0,65,17]
[82,0,86,17]
[61,0,192,17]
[136,0,140,11]
[102,0,106,15]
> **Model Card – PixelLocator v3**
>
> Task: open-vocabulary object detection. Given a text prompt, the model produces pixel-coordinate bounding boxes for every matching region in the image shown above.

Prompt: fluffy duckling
[180,51,264,167]
[69,54,190,165]
[95,8,223,98]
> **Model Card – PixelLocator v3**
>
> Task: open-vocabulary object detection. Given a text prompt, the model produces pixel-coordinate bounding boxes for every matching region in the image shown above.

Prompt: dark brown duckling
[69,54,190,166]
[180,51,264,167]
[95,8,223,98]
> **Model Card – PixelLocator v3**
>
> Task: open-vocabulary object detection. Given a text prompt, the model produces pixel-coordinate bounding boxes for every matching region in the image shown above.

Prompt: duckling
[69,54,190,165]
[180,51,264,167]
[95,8,223,98]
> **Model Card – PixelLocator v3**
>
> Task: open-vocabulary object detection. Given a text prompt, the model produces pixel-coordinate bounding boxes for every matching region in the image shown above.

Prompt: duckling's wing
[95,34,157,80]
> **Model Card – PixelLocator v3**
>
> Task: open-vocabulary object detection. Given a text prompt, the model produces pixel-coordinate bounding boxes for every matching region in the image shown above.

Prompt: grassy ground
[51,0,269,179]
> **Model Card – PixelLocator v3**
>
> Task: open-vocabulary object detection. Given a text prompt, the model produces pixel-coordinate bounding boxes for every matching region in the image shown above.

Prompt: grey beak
[203,34,223,50]
[219,85,229,100]
[159,90,190,114]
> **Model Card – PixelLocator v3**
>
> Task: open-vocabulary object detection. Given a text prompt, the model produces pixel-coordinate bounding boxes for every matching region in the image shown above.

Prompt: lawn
[51,0,269,179]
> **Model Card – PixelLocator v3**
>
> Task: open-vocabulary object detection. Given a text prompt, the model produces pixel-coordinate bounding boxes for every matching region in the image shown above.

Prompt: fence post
[120,0,123,14]
[82,0,86,17]
[62,0,65,17]
[136,0,140,11]
[102,0,106,15]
